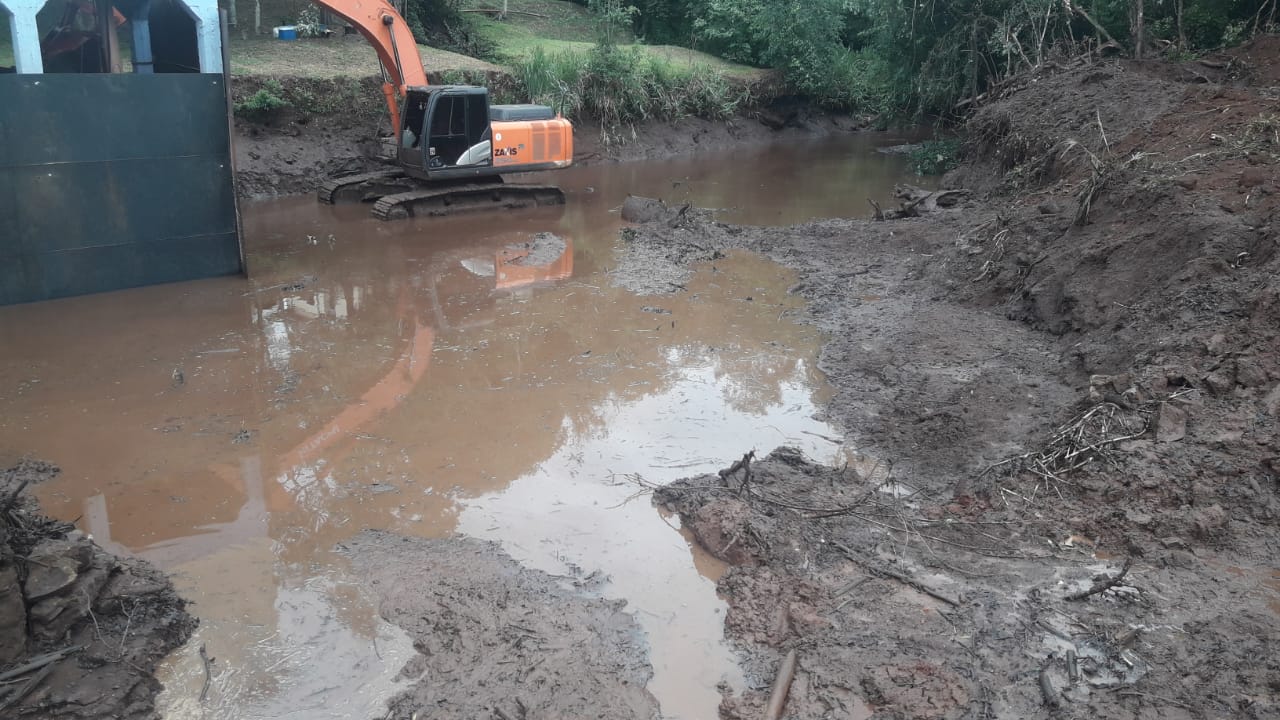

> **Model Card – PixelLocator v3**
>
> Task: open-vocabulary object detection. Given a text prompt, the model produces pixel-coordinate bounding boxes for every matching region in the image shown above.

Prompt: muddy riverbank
[3,38,1276,720]
[622,39,1279,718]
[0,461,195,719]
[230,74,871,199]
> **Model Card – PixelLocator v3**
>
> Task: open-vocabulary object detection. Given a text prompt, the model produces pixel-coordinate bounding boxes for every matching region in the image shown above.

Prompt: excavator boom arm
[309,0,428,133]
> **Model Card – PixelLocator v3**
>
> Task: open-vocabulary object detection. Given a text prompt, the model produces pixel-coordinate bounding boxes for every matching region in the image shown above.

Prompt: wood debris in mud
[981,400,1152,488]
[870,185,971,220]
[762,649,798,720]
[1065,556,1135,601]
[832,542,961,608]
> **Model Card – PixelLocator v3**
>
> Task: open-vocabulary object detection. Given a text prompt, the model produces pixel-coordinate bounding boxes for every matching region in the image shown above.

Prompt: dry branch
[833,542,960,607]
[762,649,798,720]
[0,644,84,682]
[982,401,1150,485]
[198,643,214,702]
[0,662,55,712]
[1065,556,1134,601]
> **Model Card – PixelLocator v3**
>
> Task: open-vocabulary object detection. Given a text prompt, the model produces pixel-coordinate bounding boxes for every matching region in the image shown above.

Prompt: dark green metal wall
[0,74,241,305]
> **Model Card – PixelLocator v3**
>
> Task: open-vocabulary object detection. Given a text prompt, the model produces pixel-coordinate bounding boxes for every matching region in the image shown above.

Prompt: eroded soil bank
[0,461,194,719]
[627,36,1279,719]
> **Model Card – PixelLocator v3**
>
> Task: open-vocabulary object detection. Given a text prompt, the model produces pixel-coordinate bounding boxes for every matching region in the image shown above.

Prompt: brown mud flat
[0,461,195,719]
[229,74,868,199]
[342,531,659,720]
[624,40,1279,719]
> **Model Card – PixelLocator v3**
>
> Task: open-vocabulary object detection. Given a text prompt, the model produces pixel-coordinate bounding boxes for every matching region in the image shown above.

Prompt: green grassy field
[464,0,763,79]
[2,0,765,88]
[228,34,501,77]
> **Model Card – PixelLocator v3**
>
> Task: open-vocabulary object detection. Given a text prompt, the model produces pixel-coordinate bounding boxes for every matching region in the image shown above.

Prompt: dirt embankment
[229,74,868,199]
[624,36,1279,719]
[0,461,195,719]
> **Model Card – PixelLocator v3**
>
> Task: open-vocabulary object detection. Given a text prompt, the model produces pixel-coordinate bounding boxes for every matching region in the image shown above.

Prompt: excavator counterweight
[308,2,573,220]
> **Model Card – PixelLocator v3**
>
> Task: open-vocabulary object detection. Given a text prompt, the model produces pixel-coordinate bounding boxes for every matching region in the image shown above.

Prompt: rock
[1205,333,1229,356]
[0,555,27,664]
[29,561,113,645]
[1159,536,1188,549]
[1263,384,1280,416]
[1156,403,1187,443]
[24,537,94,600]
[1091,373,1134,394]
[1174,176,1198,190]
[23,553,80,600]
[1203,370,1235,395]
[1236,358,1270,388]
[1238,167,1269,188]
[1125,509,1154,527]
[1191,504,1230,539]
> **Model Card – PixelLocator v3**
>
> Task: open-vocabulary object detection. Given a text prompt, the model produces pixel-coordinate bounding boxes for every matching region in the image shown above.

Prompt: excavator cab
[397,86,572,181]
[399,86,493,178]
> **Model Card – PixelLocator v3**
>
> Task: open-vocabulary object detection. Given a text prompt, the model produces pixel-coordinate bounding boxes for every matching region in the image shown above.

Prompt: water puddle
[0,134,924,718]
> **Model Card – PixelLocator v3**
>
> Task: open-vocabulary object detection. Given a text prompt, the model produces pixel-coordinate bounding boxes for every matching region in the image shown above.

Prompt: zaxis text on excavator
[312,0,574,220]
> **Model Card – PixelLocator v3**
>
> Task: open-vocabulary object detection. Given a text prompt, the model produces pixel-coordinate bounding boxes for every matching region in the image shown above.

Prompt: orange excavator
[311,0,574,220]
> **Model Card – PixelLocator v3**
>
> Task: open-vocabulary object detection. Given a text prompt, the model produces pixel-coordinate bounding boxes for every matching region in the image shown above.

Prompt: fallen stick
[198,644,213,702]
[1065,556,1133,601]
[718,451,755,481]
[1038,664,1061,709]
[0,644,83,682]
[0,662,55,712]
[762,649,797,720]
[867,198,884,220]
[833,542,960,607]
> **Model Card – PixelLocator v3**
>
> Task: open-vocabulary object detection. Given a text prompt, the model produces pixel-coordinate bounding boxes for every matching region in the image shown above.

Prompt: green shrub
[235,81,290,120]
[910,139,961,176]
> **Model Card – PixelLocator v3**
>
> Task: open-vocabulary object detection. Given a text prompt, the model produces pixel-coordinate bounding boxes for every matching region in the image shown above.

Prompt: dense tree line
[575,0,1279,115]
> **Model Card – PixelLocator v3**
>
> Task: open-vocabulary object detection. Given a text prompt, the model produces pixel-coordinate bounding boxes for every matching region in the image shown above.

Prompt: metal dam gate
[0,74,241,305]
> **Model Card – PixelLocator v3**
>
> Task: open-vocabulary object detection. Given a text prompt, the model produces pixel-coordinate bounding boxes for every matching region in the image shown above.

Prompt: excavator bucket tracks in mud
[318,170,565,221]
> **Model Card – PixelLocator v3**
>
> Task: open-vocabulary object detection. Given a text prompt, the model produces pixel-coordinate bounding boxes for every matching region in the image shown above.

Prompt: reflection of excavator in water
[311,0,574,220]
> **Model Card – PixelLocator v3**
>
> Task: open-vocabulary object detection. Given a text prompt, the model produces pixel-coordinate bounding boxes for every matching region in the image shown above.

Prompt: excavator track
[317,169,415,204]
[371,183,565,221]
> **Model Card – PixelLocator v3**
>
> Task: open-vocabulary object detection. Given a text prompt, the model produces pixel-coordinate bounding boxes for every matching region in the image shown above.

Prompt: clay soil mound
[1,461,195,719]
[342,531,660,720]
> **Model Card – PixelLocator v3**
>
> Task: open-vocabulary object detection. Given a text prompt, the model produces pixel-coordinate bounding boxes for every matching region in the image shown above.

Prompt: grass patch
[227,34,500,77]
[465,0,764,80]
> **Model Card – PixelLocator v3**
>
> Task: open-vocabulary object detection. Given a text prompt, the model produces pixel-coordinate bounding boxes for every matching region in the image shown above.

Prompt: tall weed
[513,46,747,143]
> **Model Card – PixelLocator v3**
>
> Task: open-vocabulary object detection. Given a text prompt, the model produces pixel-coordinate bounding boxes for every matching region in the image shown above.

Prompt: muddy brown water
[0,134,925,719]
